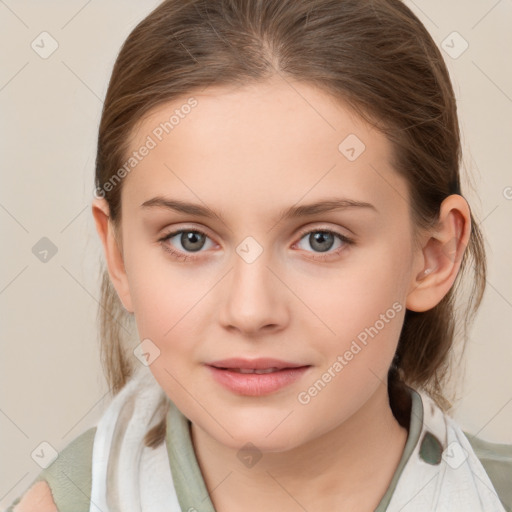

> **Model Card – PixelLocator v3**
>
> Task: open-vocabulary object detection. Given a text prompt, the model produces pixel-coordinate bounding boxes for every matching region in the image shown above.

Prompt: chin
[228,432,300,454]
[201,414,305,452]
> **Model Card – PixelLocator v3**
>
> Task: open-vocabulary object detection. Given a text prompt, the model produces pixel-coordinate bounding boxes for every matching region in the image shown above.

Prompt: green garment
[5,391,512,512]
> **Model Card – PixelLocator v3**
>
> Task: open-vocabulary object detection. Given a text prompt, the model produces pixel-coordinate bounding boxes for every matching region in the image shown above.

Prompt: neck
[190,382,410,511]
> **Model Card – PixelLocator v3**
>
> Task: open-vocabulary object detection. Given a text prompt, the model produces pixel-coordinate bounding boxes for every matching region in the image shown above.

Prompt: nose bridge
[218,236,288,333]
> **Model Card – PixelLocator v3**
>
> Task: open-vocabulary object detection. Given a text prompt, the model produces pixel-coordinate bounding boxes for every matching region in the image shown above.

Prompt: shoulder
[464,430,512,512]
[5,427,97,512]
[8,481,57,512]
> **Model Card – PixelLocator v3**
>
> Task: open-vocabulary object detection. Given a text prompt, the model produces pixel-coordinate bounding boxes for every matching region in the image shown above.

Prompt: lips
[226,367,282,374]
[206,360,311,396]
[205,357,311,395]
[207,357,307,371]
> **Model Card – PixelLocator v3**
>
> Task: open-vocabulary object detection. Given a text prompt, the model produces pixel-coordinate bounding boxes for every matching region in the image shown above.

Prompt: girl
[8,0,511,511]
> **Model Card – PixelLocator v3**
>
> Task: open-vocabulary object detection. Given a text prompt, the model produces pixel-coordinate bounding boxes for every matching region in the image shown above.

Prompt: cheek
[292,247,408,389]
[126,261,220,398]
[293,268,406,429]
[127,263,208,398]
[130,274,205,342]
[296,256,406,338]
[123,238,202,330]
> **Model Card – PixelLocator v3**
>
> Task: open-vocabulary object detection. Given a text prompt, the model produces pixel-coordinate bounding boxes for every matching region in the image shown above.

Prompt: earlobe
[406,195,471,312]
[91,198,134,313]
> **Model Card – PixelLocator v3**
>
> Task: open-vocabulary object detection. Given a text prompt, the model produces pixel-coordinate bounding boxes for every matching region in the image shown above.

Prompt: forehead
[121,78,409,220]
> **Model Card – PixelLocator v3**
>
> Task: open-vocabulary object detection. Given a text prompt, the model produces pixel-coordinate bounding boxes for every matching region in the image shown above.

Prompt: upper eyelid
[296,225,353,239]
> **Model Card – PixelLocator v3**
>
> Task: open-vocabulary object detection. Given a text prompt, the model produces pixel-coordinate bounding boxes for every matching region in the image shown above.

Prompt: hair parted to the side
[94,0,486,448]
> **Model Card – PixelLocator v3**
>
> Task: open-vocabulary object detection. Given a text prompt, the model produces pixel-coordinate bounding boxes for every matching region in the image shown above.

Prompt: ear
[91,197,134,313]
[406,194,471,312]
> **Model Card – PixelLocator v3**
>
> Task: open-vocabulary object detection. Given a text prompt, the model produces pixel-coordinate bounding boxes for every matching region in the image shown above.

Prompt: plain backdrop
[1,0,511,508]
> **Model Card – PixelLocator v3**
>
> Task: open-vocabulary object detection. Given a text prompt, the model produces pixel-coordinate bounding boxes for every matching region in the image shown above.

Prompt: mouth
[205,358,311,396]
[210,366,303,374]
[207,357,309,371]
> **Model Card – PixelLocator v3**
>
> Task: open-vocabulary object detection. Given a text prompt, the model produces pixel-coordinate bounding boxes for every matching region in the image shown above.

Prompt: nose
[218,247,289,336]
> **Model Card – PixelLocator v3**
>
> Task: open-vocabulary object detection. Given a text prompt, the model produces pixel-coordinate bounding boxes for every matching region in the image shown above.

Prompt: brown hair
[94,0,486,446]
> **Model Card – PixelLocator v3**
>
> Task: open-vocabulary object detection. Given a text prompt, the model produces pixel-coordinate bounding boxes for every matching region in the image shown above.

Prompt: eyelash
[158,226,354,262]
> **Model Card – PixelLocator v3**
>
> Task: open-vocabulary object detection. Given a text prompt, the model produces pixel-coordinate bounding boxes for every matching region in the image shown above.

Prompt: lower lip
[206,365,311,396]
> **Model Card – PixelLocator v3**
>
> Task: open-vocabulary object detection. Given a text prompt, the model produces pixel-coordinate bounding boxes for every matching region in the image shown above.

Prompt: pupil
[182,231,205,252]
[311,232,334,252]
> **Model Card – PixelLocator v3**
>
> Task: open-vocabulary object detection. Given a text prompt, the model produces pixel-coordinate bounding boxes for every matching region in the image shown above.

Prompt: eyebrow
[140,196,377,224]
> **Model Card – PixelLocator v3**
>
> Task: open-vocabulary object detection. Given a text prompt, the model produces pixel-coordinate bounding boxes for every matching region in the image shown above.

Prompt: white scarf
[88,364,505,512]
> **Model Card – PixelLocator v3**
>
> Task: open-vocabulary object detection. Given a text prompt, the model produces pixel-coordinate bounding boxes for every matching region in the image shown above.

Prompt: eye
[294,227,354,261]
[158,226,354,262]
[158,228,215,261]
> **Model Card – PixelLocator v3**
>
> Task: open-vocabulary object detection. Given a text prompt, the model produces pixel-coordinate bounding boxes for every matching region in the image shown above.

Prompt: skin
[12,481,57,512]
[89,76,470,511]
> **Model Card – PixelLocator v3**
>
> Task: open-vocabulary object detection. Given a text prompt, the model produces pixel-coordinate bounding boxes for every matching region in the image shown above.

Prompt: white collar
[386,389,506,511]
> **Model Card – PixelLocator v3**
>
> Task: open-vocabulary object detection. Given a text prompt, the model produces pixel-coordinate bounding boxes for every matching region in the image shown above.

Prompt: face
[106,77,421,452]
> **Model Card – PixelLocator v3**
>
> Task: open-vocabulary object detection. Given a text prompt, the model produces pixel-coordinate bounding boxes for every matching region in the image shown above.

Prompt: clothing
[6,364,512,511]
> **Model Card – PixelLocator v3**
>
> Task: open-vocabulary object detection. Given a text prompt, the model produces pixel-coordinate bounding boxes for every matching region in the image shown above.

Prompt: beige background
[1,0,511,508]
